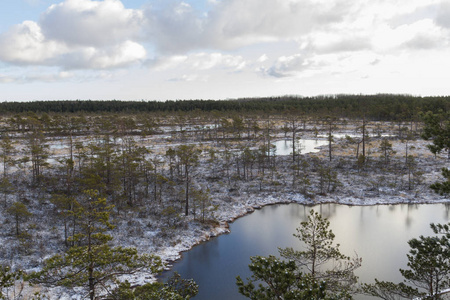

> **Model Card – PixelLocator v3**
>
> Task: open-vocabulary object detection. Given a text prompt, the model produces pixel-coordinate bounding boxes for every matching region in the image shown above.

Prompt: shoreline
[34,195,450,299]
[157,193,450,269]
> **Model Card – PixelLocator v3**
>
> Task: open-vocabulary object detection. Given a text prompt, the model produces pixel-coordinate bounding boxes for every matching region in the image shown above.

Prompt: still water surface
[163,203,450,299]
[274,139,328,155]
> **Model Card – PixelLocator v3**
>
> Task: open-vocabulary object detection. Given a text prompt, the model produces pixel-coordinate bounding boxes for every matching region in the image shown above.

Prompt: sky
[0,0,449,101]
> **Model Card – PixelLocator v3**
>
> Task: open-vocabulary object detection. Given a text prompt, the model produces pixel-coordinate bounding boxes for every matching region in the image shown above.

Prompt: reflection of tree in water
[189,238,220,269]
[376,205,381,218]
[292,204,339,221]
[317,203,338,220]
[359,206,365,229]
[405,204,416,229]
[444,203,450,221]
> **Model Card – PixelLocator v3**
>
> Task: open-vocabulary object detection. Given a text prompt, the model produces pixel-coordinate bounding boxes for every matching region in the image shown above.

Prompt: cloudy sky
[0,0,449,101]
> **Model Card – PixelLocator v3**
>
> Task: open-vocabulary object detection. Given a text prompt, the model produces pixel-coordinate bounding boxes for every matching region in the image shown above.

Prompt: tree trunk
[362,120,366,159]
[185,165,189,216]
[88,214,95,300]
[15,214,19,236]
[292,128,296,162]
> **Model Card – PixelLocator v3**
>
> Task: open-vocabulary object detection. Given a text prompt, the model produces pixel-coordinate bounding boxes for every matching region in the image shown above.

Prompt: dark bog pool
[162,203,450,299]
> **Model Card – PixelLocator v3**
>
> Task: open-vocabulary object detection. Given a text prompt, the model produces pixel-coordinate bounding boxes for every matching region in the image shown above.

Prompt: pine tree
[278,210,361,296]
[237,211,361,299]
[430,168,450,195]
[421,111,450,195]
[175,145,200,216]
[379,138,395,166]
[112,272,198,300]
[236,255,333,300]
[23,115,49,185]
[30,190,162,300]
[6,201,32,236]
[362,222,450,299]
[0,265,23,300]
[421,111,450,159]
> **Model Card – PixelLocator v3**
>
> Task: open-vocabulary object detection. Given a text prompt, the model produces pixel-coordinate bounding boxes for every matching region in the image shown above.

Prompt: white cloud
[143,1,206,53]
[436,1,450,28]
[143,0,350,53]
[307,33,372,54]
[189,53,246,70]
[209,0,347,42]
[151,52,246,72]
[3,0,449,71]
[0,21,67,64]
[0,0,146,70]
[0,75,15,84]
[151,55,189,71]
[169,74,209,82]
[25,71,75,82]
[258,54,268,63]
[372,19,447,51]
[403,33,442,50]
[264,54,309,78]
[40,0,143,47]
[1,0,450,97]
[139,0,448,62]
[0,70,75,83]
[60,40,146,69]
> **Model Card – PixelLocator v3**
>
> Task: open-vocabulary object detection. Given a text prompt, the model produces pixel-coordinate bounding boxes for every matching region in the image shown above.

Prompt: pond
[274,139,329,156]
[161,203,450,299]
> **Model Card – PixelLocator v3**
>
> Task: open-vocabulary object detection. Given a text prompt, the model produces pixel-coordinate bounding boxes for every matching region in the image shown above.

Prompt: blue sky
[0,0,449,101]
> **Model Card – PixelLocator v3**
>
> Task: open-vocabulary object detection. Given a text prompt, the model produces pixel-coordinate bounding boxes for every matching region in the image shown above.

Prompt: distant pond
[162,203,450,299]
[273,139,328,156]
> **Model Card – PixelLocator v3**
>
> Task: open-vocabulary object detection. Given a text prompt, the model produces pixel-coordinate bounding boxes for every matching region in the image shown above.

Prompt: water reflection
[163,204,449,300]
[273,139,328,156]
[444,203,450,218]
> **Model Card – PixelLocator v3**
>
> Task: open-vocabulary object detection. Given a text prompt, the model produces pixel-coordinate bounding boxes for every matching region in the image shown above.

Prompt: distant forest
[0,94,449,121]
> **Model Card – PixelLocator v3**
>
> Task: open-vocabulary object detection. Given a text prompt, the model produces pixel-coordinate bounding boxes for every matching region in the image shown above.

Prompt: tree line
[0,94,449,121]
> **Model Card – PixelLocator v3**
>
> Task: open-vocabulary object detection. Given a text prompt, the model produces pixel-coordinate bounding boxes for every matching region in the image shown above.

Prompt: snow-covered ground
[1,120,449,299]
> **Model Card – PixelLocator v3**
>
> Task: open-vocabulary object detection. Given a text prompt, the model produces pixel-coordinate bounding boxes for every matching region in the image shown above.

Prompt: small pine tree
[430,167,450,195]
[0,265,23,299]
[6,201,32,236]
[379,138,395,165]
[236,255,332,299]
[30,190,163,300]
[362,222,450,298]
[278,210,361,296]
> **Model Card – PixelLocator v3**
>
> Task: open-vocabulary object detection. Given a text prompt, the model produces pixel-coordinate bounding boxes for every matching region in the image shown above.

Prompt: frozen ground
[119,128,450,270]
[2,121,450,299]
